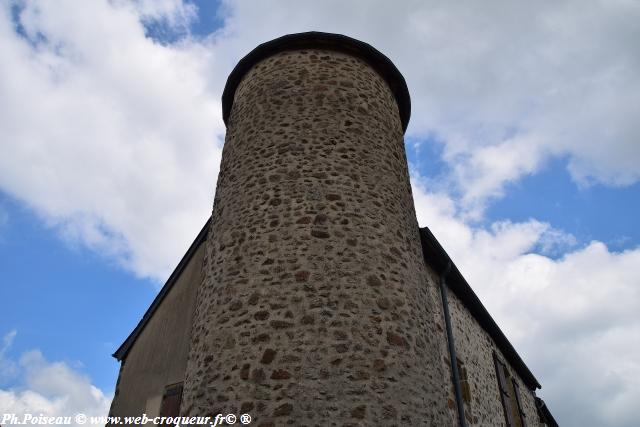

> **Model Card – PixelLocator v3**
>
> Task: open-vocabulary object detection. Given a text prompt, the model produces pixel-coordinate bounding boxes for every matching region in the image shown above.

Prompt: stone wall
[181,48,455,425]
[424,260,540,426]
[108,242,204,417]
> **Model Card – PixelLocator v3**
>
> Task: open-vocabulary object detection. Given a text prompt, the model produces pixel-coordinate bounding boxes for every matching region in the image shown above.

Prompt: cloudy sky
[1,0,638,425]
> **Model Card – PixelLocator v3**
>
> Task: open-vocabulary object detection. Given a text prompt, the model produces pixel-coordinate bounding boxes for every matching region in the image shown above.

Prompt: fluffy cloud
[214,0,640,211]
[0,0,222,281]
[0,331,111,426]
[2,0,639,278]
[411,177,640,427]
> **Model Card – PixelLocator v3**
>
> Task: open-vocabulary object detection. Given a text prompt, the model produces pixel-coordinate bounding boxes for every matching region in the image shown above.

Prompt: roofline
[221,31,411,133]
[419,227,542,390]
[535,397,559,427]
[111,218,210,361]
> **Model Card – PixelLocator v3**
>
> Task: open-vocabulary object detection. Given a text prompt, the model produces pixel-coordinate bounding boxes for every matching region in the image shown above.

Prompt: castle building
[108,32,558,426]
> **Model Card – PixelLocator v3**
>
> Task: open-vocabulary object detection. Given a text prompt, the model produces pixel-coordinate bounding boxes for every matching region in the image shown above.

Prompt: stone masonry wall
[425,261,540,426]
[181,48,455,426]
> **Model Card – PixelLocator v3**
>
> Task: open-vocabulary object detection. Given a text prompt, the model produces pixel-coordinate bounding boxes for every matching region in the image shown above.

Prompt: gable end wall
[108,243,205,417]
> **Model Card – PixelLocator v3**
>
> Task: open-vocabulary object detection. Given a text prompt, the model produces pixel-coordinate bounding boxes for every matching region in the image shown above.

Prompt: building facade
[108,32,557,426]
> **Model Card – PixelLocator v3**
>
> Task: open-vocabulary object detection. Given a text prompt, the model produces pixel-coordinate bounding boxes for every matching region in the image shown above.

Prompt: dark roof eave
[221,31,411,133]
[419,227,542,390]
[535,397,559,427]
[111,218,211,361]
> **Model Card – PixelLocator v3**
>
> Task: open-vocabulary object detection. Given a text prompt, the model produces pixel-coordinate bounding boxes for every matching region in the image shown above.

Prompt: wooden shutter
[159,382,183,417]
[511,378,527,427]
[494,353,515,427]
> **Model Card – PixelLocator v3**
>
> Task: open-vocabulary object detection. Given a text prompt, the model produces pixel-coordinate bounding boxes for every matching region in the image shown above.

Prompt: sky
[0,0,638,425]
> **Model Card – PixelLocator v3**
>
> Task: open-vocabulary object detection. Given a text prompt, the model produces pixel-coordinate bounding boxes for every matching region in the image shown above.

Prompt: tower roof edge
[221,31,411,133]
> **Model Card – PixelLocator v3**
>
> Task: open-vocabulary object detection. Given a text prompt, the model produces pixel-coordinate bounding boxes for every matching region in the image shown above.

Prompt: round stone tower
[182,32,453,425]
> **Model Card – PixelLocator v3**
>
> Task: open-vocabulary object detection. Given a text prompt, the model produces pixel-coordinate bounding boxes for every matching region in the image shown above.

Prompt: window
[511,377,527,427]
[493,353,526,427]
[456,358,471,405]
[159,382,183,417]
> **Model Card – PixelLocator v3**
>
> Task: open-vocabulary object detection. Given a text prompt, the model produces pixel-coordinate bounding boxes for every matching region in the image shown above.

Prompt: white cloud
[0,331,110,426]
[212,0,640,210]
[411,176,640,427]
[0,0,222,281]
[2,0,639,277]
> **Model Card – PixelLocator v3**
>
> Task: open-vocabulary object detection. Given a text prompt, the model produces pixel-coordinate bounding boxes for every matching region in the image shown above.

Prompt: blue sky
[1,1,639,426]
[0,192,155,392]
[406,138,640,253]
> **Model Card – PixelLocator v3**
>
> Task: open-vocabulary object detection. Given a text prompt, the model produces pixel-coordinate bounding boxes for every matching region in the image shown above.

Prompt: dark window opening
[159,382,183,417]
[494,353,527,427]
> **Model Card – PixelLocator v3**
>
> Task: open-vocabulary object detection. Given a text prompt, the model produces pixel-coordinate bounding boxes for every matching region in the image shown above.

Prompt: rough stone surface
[425,262,540,426]
[180,48,455,425]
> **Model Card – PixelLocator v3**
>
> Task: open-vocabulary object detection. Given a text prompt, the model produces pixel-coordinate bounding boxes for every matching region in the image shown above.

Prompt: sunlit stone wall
[181,43,454,426]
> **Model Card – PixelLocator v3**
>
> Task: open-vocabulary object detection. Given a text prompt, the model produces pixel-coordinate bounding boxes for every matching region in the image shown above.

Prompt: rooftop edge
[221,31,411,133]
